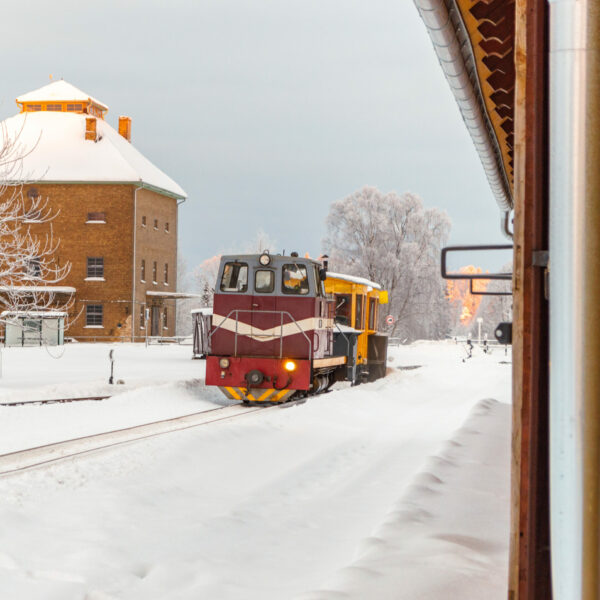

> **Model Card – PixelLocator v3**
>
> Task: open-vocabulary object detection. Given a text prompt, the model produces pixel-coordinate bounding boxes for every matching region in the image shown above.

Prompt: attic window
[86,212,106,223]
[67,103,83,112]
[46,104,62,111]
[25,104,42,112]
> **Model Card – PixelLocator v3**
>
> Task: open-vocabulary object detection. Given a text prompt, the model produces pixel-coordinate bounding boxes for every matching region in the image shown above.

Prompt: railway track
[0,395,111,407]
[0,403,275,476]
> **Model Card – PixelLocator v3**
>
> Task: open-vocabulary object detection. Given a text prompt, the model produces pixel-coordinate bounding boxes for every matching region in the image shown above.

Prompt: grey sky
[0,0,507,273]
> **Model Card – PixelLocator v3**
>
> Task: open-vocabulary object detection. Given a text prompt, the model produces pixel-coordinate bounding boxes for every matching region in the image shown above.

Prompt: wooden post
[508,0,551,597]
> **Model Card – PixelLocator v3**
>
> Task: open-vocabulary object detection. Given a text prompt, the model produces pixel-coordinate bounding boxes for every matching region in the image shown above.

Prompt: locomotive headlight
[259,252,271,266]
[219,358,230,369]
[284,360,296,372]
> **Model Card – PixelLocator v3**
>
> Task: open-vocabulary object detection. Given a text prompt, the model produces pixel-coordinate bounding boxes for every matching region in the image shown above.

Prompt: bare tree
[323,186,451,342]
[0,124,72,325]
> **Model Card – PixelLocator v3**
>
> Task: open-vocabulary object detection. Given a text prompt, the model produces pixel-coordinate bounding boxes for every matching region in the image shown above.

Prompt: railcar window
[255,270,274,293]
[282,264,309,295]
[355,294,364,330]
[335,294,352,325]
[368,297,378,330]
[220,262,248,292]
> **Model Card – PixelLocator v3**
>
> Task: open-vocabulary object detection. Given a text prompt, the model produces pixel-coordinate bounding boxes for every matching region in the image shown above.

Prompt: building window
[66,103,83,112]
[140,306,145,329]
[164,263,168,285]
[25,104,42,112]
[141,216,146,227]
[165,222,169,233]
[27,257,41,278]
[141,259,146,282]
[153,219,158,230]
[87,257,104,278]
[86,304,103,326]
[163,308,168,329]
[152,261,157,283]
[86,211,106,223]
[46,103,62,111]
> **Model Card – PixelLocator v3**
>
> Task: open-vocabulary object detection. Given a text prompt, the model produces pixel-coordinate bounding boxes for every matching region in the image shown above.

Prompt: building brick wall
[6,182,179,342]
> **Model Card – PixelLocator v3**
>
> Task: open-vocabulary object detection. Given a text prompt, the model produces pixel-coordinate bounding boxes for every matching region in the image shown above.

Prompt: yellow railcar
[324,272,389,383]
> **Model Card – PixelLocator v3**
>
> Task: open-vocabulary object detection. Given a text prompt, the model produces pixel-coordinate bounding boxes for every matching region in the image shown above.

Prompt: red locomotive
[205,251,388,403]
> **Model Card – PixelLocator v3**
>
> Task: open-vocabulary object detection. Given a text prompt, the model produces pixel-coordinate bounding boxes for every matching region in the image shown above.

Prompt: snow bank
[298,398,511,599]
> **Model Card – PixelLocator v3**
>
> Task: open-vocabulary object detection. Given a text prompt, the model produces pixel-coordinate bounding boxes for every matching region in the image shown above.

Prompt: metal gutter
[413,0,513,212]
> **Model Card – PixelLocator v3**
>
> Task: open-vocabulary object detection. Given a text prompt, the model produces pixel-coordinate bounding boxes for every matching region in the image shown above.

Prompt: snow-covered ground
[0,340,511,599]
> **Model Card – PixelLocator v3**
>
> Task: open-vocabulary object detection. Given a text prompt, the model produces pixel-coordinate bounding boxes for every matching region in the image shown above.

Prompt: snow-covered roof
[1,310,67,317]
[1,112,186,199]
[191,307,212,315]
[326,272,382,290]
[16,80,108,110]
[0,285,76,293]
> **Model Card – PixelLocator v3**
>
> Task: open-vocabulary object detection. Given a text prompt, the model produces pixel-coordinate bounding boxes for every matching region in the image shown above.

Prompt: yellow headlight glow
[284,361,296,372]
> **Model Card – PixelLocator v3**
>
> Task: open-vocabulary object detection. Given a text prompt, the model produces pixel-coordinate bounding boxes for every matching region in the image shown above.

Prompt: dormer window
[46,104,62,111]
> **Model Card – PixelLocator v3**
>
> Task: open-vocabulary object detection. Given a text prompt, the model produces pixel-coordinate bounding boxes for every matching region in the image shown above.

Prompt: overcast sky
[0,0,507,274]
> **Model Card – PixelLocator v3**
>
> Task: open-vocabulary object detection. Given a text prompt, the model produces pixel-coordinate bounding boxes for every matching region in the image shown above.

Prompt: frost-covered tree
[323,186,451,341]
[193,254,221,304]
[0,125,72,321]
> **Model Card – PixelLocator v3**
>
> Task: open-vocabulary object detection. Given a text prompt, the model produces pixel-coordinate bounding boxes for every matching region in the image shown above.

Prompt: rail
[0,404,268,476]
[209,309,312,358]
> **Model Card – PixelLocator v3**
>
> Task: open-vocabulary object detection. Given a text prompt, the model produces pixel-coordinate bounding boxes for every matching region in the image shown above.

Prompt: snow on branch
[0,124,74,324]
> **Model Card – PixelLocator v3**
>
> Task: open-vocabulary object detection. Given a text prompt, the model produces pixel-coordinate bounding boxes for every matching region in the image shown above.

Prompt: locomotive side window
[335,294,352,325]
[255,270,274,293]
[355,294,364,330]
[282,264,309,295]
[368,297,378,329]
[220,262,248,292]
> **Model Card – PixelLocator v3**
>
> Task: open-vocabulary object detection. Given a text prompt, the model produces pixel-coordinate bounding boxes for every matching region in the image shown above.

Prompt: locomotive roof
[219,254,322,265]
[325,272,382,290]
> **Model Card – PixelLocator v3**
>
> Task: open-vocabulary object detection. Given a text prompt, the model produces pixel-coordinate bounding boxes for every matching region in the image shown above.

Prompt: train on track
[204,251,389,404]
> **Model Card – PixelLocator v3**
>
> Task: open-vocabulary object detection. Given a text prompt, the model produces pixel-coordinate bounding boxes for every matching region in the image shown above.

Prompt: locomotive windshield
[282,264,309,295]
[220,262,248,292]
[255,269,274,293]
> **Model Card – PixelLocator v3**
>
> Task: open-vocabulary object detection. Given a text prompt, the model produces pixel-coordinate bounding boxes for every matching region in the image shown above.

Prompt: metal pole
[548,1,591,597]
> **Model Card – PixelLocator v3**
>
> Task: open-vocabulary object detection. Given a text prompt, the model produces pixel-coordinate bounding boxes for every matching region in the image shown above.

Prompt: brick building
[0,80,186,341]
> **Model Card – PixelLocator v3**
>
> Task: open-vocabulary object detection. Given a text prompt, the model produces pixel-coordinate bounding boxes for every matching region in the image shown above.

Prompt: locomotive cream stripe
[212,314,333,342]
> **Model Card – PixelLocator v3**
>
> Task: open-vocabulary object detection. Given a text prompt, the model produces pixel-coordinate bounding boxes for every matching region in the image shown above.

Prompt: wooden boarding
[313,356,346,368]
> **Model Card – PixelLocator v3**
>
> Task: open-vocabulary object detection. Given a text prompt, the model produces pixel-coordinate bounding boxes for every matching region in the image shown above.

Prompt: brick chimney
[85,117,97,141]
[118,116,131,142]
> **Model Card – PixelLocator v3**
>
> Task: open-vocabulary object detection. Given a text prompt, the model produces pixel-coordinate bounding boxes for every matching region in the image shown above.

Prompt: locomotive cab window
[220,262,248,292]
[335,294,352,326]
[282,264,309,295]
[255,269,274,293]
